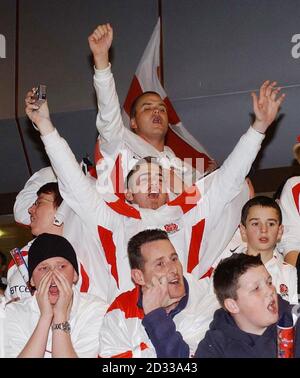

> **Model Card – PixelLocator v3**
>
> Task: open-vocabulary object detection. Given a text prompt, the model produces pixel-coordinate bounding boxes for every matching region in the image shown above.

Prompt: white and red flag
[122,18,214,172]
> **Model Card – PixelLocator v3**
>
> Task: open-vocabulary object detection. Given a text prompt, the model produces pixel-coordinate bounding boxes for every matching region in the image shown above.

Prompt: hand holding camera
[32,84,47,107]
[25,84,52,133]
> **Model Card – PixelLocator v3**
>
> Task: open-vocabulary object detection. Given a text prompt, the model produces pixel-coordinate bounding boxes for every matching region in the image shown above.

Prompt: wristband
[52,321,71,334]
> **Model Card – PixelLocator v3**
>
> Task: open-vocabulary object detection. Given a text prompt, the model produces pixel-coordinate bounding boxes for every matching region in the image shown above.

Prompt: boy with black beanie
[4,233,107,358]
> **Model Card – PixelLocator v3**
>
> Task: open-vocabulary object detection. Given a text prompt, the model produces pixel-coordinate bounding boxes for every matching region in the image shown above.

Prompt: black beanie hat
[28,233,79,281]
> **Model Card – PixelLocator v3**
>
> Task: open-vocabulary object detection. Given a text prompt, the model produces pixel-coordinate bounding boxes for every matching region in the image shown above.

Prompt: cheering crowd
[0,23,300,358]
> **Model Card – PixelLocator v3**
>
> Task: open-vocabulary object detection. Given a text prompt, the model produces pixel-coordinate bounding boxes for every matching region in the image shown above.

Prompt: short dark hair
[241,195,282,226]
[126,156,162,190]
[129,91,162,119]
[213,253,263,308]
[37,182,63,209]
[127,229,169,270]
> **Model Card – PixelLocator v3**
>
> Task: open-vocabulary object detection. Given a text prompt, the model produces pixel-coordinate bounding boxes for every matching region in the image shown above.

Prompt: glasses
[31,197,55,208]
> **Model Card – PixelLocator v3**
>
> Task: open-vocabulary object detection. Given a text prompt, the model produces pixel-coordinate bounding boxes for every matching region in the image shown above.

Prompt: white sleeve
[193,126,263,229]
[40,129,113,232]
[94,64,125,142]
[203,184,249,278]
[99,310,155,358]
[98,310,131,358]
[186,127,262,276]
[279,177,300,255]
[13,167,57,225]
[72,298,108,358]
[203,126,263,220]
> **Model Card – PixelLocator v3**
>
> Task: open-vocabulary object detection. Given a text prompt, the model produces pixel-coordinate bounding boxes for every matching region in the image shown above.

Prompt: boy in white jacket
[239,196,298,304]
[4,233,107,358]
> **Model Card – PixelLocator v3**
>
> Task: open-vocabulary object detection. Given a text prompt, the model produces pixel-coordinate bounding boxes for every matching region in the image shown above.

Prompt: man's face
[126,162,168,209]
[232,265,278,334]
[240,206,283,255]
[31,256,77,305]
[136,239,185,300]
[28,193,57,236]
[130,93,169,141]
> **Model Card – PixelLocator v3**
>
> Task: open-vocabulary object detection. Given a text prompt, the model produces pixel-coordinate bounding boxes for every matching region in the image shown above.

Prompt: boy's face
[228,265,278,335]
[240,205,283,255]
[31,257,77,305]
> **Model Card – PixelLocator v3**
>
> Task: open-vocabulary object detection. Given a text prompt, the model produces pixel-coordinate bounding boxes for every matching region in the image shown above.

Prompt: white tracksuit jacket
[40,125,261,302]
[279,176,300,256]
[4,286,107,358]
[265,249,298,304]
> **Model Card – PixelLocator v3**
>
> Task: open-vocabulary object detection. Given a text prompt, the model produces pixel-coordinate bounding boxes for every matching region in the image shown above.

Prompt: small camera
[33,84,47,106]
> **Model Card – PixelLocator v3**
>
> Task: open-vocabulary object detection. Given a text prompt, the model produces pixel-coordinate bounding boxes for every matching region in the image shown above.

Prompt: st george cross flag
[122,18,214,172]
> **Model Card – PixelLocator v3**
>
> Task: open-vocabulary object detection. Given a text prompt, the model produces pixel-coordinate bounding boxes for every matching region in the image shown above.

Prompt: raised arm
[214,80,285,196]
[25,88,54,136]
[251,80,285,133]
[188,81,285,277]
[24,90,112,233]
[88,23,124,142]
[88,23,112,70]
[203,80,285,211]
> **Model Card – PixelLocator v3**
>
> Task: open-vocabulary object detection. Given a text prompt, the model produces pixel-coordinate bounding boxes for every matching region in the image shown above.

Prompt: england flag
[122,19,214,173]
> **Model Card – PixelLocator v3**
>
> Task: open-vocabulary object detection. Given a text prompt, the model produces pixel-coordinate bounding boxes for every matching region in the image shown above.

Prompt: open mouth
[259,237,269,243]
[152,115,162,124]
[49,283,59,295]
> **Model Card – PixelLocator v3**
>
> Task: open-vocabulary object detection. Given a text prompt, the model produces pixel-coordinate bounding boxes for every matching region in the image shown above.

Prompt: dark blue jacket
[195,296,300,358]
[142,278,189,358]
